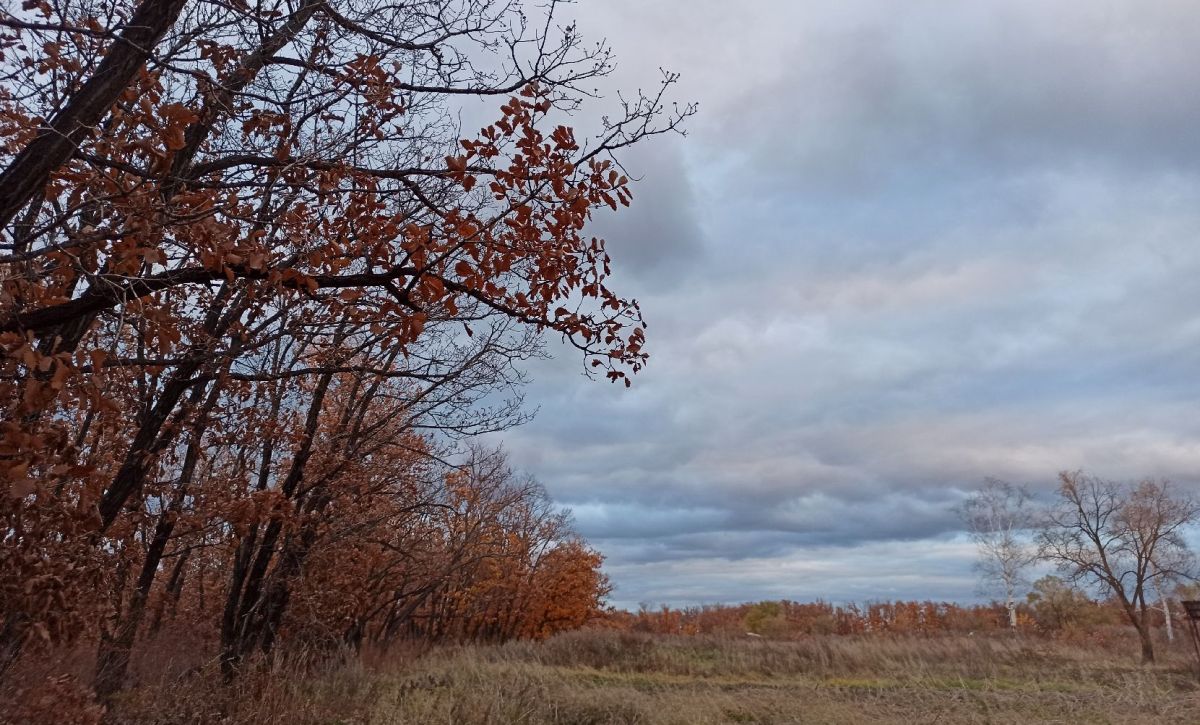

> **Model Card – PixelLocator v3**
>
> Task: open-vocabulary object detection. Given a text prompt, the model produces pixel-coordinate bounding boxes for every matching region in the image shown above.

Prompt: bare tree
[958,478,1036,629]
[1037,471,1199,663]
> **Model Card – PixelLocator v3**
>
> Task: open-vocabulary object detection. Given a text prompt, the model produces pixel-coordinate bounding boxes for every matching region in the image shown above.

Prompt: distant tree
[1037,471,1199,663]
[1176,581,1200,601]
[1026,575,1093,631]
[958,478,1037,629]
[743,601,786,637]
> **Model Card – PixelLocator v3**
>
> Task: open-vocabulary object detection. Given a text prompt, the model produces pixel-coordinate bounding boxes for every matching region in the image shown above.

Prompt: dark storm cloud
[483,0,1200,608]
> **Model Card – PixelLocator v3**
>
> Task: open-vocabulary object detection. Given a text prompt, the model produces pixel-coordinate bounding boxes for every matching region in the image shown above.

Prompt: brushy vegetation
[97,629,1200,724]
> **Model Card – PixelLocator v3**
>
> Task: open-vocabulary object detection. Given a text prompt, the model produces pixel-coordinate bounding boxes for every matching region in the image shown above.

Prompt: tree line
[0,0,690,717]
[603,593,1137,639]
[603,471,1200,664]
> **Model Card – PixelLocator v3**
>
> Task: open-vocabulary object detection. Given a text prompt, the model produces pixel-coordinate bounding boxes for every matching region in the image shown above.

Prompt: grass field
[109,629,1200,724]
[368,631,1200,725]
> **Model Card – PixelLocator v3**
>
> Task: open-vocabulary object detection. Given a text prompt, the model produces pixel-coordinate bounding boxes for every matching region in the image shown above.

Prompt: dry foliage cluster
[0,0,691,719]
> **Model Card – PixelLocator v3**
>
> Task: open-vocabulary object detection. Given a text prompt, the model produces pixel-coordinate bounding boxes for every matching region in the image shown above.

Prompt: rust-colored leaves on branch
[0,0,691,716]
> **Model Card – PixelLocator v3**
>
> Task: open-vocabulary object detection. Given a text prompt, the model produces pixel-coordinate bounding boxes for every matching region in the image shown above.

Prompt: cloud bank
[488,0,1200,608]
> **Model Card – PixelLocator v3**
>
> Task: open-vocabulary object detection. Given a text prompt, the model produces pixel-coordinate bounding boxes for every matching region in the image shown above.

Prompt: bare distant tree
[1037,471,1199,663]
[1127,481,1198,646]
[958,478,1037,629]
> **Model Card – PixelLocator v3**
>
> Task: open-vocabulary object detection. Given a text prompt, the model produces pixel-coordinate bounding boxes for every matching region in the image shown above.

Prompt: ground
[366,631,1200,724]
[109,629,1200,724]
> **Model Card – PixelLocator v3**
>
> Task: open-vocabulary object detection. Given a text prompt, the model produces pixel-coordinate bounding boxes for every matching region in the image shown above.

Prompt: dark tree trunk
[220,371,331,676]
[94,380,219,698]
[1137,623,1156,664]
[0,0,189,229]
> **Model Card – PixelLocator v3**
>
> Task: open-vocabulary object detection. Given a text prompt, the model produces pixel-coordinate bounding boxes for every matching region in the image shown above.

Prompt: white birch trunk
[1152,573,1174,643]
[1005,582,1018,629]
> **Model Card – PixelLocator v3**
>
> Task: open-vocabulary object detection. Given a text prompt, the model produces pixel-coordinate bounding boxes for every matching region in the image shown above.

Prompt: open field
[108,630,1200,724]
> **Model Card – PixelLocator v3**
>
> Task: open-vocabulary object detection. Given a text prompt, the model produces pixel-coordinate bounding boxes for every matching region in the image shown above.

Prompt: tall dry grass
[364,630,1200,724]
[29,628,1200,724]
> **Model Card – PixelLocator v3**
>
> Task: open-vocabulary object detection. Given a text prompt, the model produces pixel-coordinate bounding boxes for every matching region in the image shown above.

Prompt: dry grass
[367,631,1200,725]
[102,644,398,725]
[106,630,1200,724]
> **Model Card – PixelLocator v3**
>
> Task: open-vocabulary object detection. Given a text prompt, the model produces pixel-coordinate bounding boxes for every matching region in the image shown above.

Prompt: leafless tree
[1037,471,1199,663]
[958,478,1037,629]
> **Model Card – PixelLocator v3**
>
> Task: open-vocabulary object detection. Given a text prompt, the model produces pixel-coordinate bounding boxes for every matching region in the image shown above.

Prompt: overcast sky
[491,0,1200,609]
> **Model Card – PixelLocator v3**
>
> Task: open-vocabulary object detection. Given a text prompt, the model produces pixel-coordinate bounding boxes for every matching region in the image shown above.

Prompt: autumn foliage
[0,0,691,718]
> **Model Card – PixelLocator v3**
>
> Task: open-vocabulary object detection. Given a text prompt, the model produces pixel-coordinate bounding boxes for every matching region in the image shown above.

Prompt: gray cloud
[485,0,1200,608]
[598,537,984,609]
[584,139,707,287]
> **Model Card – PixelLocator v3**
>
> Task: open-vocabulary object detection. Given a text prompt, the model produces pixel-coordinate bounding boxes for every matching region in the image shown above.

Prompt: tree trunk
[1162,597,1175,643]
[1136,621,1156,663]
[1005,583,1018,629]
[94,381,219,698]
[147,548,191,636]
[1151,568,1174,643]
[0,0,189,229]
[220,371,331,676]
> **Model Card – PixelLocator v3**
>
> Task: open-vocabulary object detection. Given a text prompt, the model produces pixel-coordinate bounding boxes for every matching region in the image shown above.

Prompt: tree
[957,478,1036,629]
[1026,575,1094,631]
[743,601,786,637]
[0,0,691,706]
[1037,471,1199,663]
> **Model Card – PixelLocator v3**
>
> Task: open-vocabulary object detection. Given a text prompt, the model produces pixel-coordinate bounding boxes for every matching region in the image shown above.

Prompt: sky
[492,0,1200,610]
